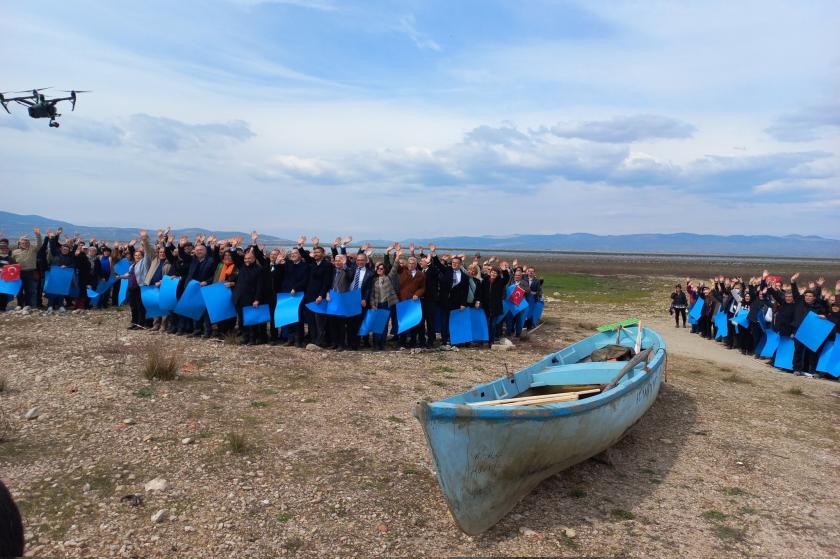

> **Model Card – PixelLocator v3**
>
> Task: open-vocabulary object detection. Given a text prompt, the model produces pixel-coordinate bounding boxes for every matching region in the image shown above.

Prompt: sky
[1,0,839,240]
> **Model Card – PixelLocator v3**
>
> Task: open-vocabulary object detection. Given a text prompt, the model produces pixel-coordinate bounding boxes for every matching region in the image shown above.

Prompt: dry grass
[225,431,248,454]
[142,343,181,381]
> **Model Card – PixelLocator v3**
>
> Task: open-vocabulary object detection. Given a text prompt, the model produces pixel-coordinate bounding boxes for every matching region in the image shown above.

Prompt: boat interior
[442,326,663,408]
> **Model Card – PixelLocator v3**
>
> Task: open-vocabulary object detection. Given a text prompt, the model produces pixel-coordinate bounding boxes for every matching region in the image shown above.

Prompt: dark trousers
[192,311,211,335]
[346,308,365,350]
[673,308,686,326]
[737,326,753,354]
[328,315,347,348]
[438,304,451,344]
[420,299,436,346]
[18,270,38,308]
[794,340,818,373]
[128,286,145,326]
[304,306,326,346]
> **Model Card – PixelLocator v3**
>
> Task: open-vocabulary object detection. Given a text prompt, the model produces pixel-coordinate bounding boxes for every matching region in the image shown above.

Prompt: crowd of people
[0,227,545,350]
[669,272,840,378]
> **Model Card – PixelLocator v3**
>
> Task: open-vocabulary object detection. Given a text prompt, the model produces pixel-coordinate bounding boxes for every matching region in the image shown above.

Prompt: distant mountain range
[1,210,838,258]
[0,211,292,245]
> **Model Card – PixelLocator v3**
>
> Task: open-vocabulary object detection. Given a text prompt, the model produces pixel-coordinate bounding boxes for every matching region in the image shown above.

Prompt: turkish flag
[1,264,21,282]
[766,275,782,285]
[509,285,526,306]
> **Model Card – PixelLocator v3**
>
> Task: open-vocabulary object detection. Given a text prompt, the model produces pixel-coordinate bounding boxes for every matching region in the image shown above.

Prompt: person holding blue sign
[524,266,543,330]
[505,266,531,339]
[11,227,43,309]
[345,248,374,351]
[120,233,153,329]
[277,246,310,347]
[229,245,265,345]
[396,253,426,348]
[370,253,401,351]
[0,240,16,313]
[300,238,332,348]
[770,273,828,375]
[177,236,217,337]
[479,266,506,347]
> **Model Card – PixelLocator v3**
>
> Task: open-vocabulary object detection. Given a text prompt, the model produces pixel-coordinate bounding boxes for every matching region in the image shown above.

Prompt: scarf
[219,262,236,282]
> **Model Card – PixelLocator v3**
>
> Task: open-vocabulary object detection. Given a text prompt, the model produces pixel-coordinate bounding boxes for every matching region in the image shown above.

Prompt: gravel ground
[1,289,838,558]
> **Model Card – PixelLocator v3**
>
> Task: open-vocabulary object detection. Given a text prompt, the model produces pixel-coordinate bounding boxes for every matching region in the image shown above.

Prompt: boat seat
[530,361,640,388]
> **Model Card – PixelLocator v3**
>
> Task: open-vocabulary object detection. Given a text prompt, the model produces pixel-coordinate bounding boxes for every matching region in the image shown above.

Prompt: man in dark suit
[326,253,354,350]
[432,247,468,346]
[346,249,374,350]
[300,237,332,347]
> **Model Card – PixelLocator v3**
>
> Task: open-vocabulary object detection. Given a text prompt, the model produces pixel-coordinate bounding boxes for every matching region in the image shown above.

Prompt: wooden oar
[603,347,652,392]
[469,388,600,407]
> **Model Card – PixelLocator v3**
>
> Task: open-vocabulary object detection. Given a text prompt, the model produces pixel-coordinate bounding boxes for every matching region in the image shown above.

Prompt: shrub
[142,344,181,381]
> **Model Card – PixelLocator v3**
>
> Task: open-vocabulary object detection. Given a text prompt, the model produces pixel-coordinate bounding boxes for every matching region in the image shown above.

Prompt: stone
[305,343,320,351]
[500,338,514,346]
[82,483,91,493]
[151,509,168,523]
[564,528,576,539]
[519,527,539,538]
[24,407,40,420]
[122,418,136,425]
[491,344,512,351]
[144,478,170,492]
[181,438,193,445]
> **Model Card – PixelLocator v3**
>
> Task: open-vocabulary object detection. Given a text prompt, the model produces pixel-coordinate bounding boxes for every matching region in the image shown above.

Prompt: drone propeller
[11,87,51,94]
[61,90,90,110]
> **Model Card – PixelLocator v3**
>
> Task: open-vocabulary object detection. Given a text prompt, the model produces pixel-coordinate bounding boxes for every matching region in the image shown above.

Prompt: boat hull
[414,328,665,535]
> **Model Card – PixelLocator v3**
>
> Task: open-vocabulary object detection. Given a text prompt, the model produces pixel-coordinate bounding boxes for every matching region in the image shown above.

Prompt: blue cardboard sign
[306,300,329,314]
[114,258,131,276]
[44,266,74,296]
[140,286,167,319]
[326,289,362,317]
[760,329,780,358]
[175,280,206,320]
[731,309,749,328]
[794,311,834,353]
[774,336,795,370]
[200,282,236,324]
[274,293,304,328]
[713,311,729,340]
[396,299,422,334]
[118,279,128,306]
[0,279,22,296]
[469,307,489,342]
[449,308,473,345]
[243,304,271,326]
[816,340,835,374]
[358,308,390,336]
[688,297,704,321]
[158,275,179,311]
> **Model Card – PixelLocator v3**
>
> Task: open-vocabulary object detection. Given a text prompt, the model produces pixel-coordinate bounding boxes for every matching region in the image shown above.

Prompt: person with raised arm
[346,238,375,351]
[369,248,401,351]
[178,233,217,337]
[299,236,331,348]
[227,242,265,346]
[278,244,309,347]
[12,226,43,310]
[396,250,426,348]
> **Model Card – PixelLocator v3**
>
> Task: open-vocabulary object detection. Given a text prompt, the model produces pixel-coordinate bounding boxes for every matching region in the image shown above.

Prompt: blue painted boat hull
[414,326,666,534]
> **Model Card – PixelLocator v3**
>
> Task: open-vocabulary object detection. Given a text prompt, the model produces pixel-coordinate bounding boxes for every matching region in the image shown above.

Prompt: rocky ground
[1,284,838,558]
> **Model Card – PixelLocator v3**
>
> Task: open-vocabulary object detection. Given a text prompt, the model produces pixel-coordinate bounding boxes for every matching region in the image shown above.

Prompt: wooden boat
[413,324,666,535]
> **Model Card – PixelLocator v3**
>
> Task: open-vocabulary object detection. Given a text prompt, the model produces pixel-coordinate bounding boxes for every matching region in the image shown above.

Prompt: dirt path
[1,297,838,558]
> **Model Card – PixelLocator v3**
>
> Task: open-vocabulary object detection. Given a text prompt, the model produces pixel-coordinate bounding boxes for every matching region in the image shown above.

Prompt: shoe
[202,332,212,339]
[286,339,295,347]
[23,306,31,311]
[127,324,138,330]
[14,306,22,311]
[46,307,54,314]
[151,324,160,332]
[176,330,188,336]
[191,331,202,338]
[59,306,66,312]
[803,373,815,378]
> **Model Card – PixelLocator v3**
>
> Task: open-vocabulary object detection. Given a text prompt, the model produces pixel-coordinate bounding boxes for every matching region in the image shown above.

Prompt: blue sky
[1,0,839,239]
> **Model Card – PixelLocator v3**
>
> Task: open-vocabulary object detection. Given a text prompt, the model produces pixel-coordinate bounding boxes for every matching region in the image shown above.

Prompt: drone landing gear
[49,120,60,128]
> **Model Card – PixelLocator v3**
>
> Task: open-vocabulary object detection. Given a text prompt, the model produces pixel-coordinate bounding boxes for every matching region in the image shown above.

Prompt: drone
[0,87,90,127]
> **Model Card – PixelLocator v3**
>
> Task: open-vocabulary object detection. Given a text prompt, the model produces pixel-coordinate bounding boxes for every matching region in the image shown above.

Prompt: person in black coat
[178,239,217,337]
[299,238,332,347]
[278,247,309,347]
[670,284,688,328]
[432,251,468,346]
[770,273,827,374]
[346,249,375,350]
[479,266,506,346]
[419,249,439,348]
[229,247,265,345]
